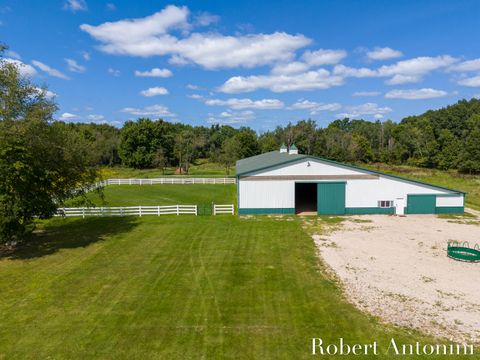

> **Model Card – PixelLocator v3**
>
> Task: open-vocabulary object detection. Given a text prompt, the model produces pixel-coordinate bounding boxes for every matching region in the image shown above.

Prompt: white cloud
[219,69,344,93]
[353,91,381,97]
[59,112,79,120]
[271,61,310,75]
[204,98,284,110]
[81,51,91,61]
[32,60,69,79]
[106,3,116,11]
[333,64,377,78]
[86,114,105,121]
[65,58,86,73]
[107,68,120,76]
[3,58,37,77]
[384,88,448,100]
[288,100,341,114]
[384,74,420,85]
[366,47,403,60]
[120,104,174,117]
[188,94,203,99]
[134,68,172,78]
[207,110,255,125]
[301,49,347,66]
[377,55,457,79]
[80,5,311,69]
[195,12,219,26]
[64,0,87,12]
[457,75,480,87]
[334,56,457,84]
[336,103,392,118]
[35,87,56,99]
[140,86,169,97]
[6,50,20,59]
[186,84,200,90]
[449,59,480,72]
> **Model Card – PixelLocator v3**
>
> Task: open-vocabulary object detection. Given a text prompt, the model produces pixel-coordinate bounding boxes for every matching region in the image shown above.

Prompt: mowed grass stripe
[0,216,473,359]
[69,184,236,208]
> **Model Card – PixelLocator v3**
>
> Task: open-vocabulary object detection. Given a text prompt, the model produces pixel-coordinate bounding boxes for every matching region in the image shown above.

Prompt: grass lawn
[0,215,467,359]
[66,184,236,211]
[101,159,231,179]
[363,163,480,210]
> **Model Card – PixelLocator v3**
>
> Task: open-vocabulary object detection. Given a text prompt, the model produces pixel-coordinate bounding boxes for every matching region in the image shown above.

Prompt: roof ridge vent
[289,144,298,155]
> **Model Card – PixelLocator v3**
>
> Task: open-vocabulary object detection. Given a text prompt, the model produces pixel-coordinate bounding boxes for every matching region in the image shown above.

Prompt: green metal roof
[290,144,298,150]
[235,151,466,195]
[236,151,307,176]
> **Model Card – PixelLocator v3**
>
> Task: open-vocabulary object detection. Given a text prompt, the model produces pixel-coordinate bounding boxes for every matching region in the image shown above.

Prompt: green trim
[238,208,295,215]
[345,207,394,215]
[238,206,464,215]
[435,206,464,214]
[237,153,465,195]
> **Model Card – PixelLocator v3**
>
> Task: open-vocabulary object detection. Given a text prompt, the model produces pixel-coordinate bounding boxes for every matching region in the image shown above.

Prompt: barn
[235,145,465,215]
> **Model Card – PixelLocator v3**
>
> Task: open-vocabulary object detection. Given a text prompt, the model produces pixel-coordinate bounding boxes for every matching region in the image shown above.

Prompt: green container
[447,242,480,262]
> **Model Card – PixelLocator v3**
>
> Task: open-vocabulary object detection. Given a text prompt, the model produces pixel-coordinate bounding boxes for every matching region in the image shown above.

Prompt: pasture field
[0,214,466,359]
[69,184,236,209]
[100,159,230,179]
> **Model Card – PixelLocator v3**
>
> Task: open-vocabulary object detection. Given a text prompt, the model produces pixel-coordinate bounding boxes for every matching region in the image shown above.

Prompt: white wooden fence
[56,204,235,217]
[213,204,235,215]
[93,177,235,188]
[56,205,198,218]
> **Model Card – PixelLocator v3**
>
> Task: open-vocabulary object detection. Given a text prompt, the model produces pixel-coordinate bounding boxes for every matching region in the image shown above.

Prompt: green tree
[219,137,241,175]
[0,51,98,243]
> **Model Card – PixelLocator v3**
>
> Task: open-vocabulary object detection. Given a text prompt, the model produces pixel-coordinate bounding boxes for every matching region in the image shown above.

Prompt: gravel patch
[313,214,480,344]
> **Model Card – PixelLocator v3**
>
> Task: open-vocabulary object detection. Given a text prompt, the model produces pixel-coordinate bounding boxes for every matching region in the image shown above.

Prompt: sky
[2,0,480,131]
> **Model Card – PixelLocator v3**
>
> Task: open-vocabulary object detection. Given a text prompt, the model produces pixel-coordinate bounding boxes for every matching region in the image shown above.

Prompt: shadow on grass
[1,216,139,260]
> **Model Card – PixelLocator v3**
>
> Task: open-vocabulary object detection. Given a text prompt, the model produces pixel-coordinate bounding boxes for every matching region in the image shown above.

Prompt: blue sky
[2,0,480,131]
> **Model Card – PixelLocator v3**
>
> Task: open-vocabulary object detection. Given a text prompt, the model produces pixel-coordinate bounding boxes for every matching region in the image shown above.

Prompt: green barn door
[406,194,436,214]
[317,182,346,215]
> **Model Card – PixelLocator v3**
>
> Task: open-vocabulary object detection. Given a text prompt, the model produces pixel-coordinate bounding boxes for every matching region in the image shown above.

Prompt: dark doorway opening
[295,183,317,215]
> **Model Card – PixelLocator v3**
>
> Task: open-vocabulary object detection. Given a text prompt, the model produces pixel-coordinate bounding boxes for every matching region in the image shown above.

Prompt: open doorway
[295,182,317,215]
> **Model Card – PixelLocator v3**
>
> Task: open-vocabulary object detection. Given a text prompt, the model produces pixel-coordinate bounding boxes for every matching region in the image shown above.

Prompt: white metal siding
[239,180,294,208]
[345,177,451,208]
[250,159,365,176]
[239,158,463,210]
[436,195,464,207]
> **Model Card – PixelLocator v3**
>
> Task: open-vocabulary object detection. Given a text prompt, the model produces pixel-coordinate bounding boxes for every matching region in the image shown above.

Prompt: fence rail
[56,205,198,218]
[213,204,235,215]
[94,177,236,188]
[56,203,235,217]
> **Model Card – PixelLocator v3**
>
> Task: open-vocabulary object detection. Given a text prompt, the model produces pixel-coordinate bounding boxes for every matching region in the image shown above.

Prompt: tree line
[74,98,480,175]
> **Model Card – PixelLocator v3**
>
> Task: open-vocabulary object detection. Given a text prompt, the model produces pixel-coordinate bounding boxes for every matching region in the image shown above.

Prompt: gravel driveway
[314,213,480,344]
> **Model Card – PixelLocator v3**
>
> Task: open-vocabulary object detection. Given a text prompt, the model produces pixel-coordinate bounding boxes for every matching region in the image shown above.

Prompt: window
[378,200,394,208]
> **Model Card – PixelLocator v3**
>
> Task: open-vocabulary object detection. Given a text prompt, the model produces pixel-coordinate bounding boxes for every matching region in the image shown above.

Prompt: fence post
[213,204,216,216]
[177,205,180,215]
[195,205,198,216]
[158,205,160,216]
[82,207,85,218]
[139,206,142,217]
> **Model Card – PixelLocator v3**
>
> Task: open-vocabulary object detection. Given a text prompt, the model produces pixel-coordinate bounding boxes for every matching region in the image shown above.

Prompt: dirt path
[314,214,480,344]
